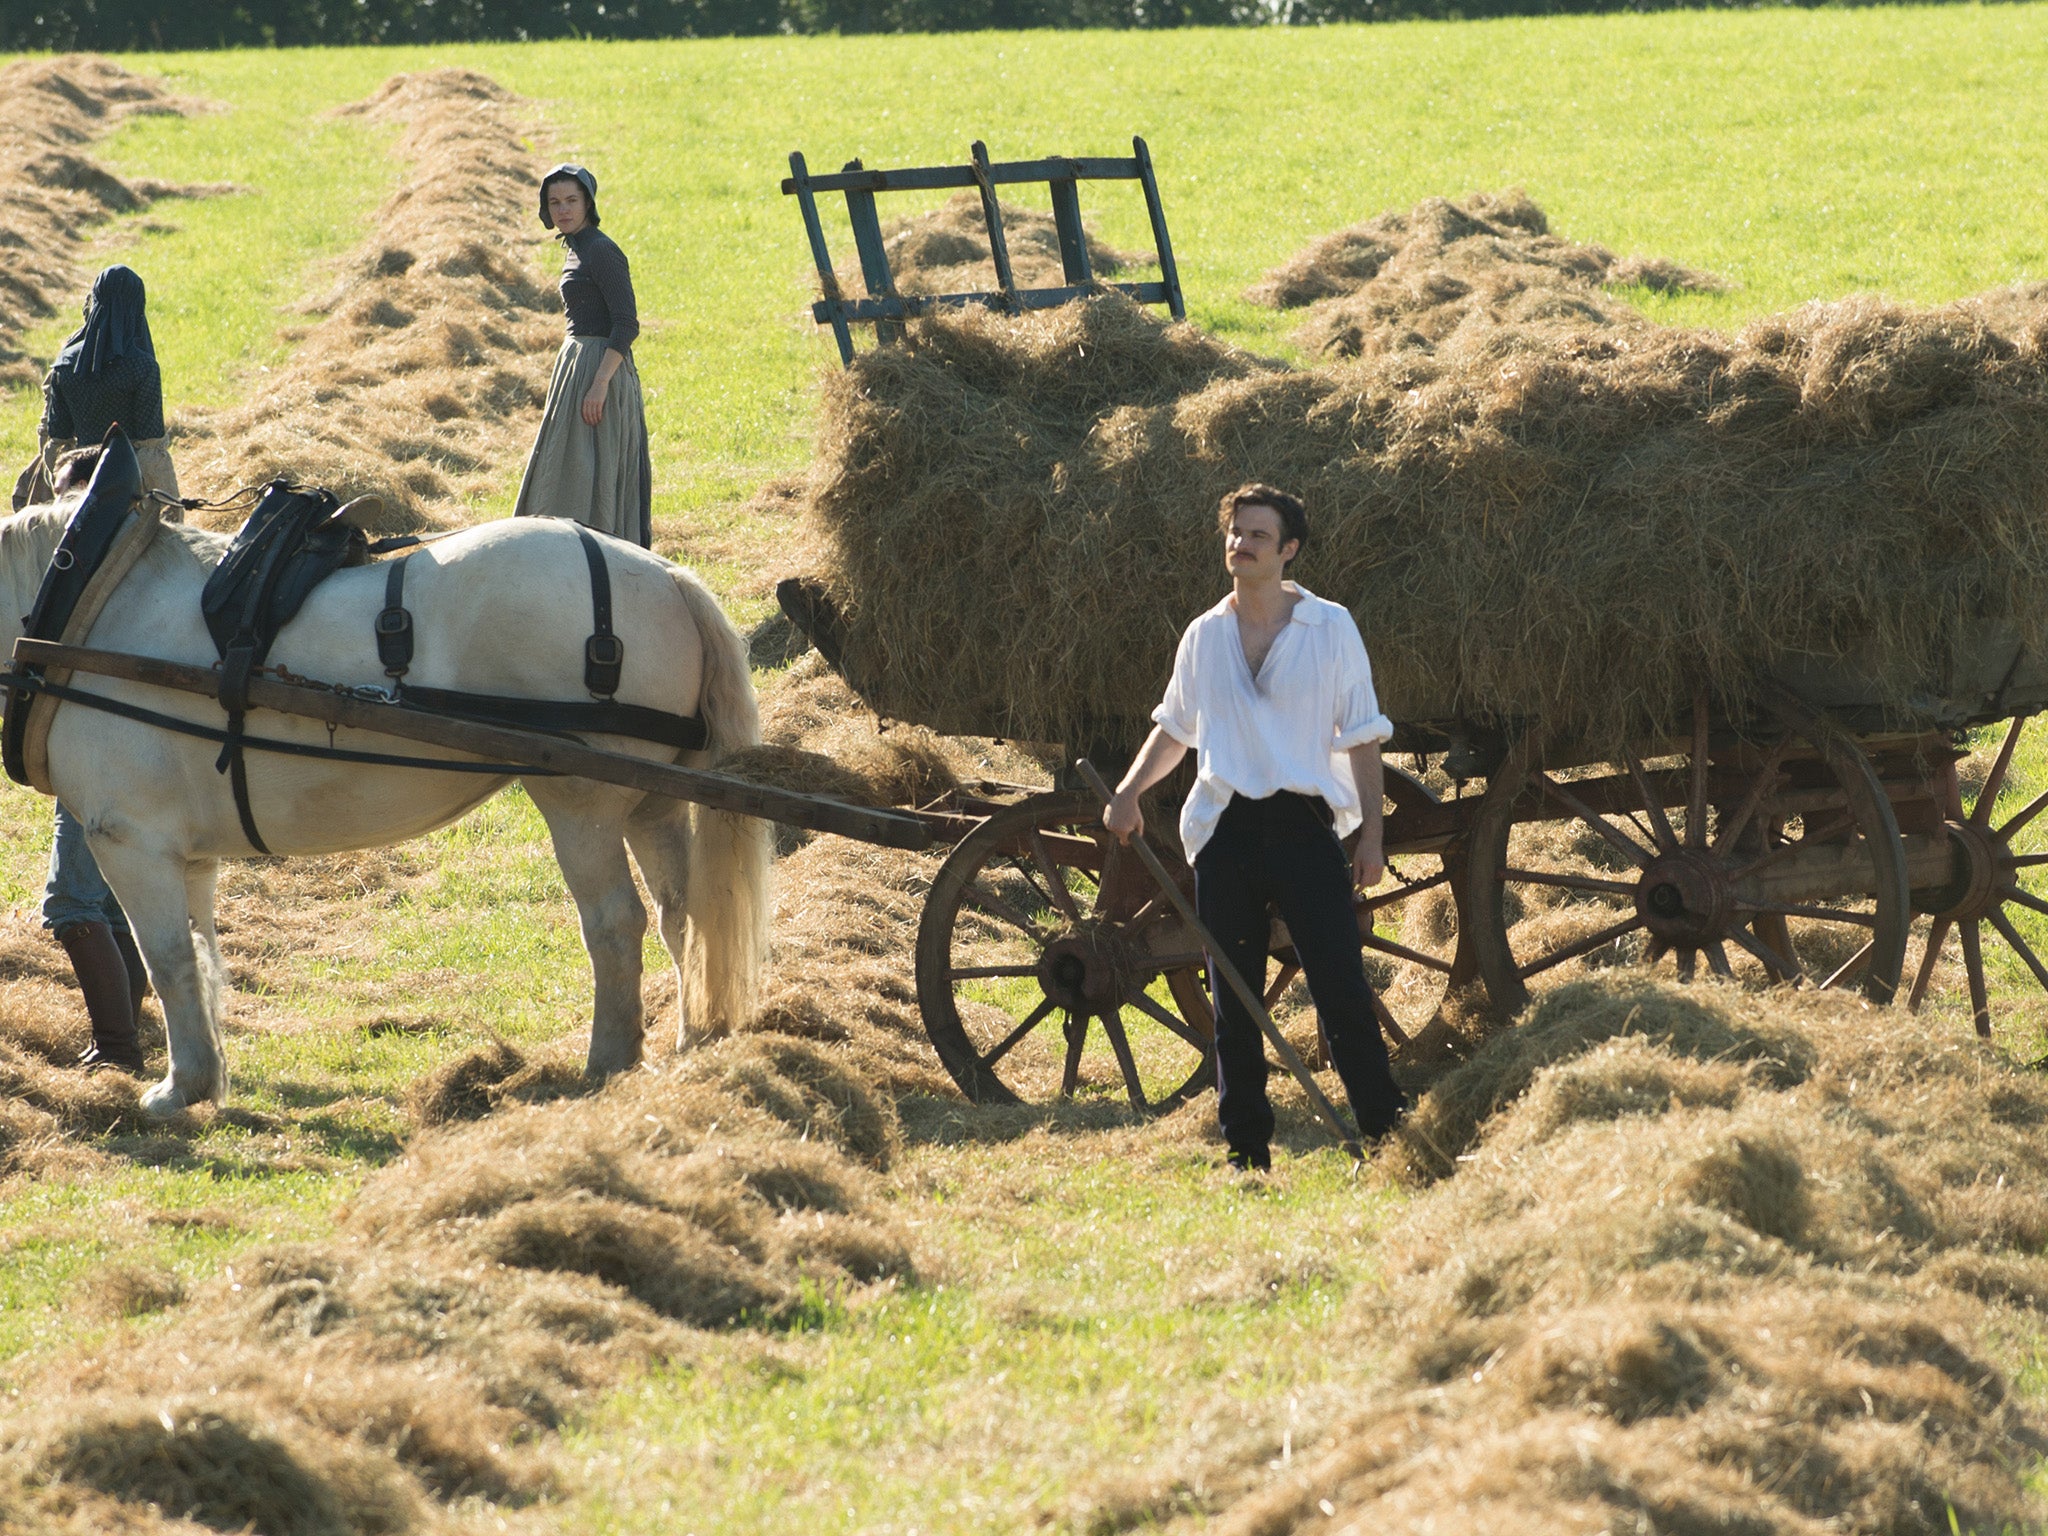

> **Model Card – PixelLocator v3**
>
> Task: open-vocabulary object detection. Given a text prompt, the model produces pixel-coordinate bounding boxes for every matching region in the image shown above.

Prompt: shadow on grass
[898,1094,1154,1146]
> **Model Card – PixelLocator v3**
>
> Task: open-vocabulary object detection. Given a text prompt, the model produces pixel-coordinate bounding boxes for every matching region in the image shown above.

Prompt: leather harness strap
[395,685,707,751]
[376,554,414,678]
[576,525,624,698]
[218,644,267,853]
[355,522,706,753]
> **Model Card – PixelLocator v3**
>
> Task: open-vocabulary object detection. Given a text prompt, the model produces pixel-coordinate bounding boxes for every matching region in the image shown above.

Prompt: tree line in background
[4,0,1911,48]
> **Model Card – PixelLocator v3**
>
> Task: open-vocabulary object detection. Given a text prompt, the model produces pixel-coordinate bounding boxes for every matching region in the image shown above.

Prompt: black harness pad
[201,482,367,666]
[3,430,142,787]
[199,481,370,853]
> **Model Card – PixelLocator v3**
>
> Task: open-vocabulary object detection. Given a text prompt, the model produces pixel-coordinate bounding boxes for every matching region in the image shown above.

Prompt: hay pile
[172,69,555,533]
[1197,975,2048,1535]
[834,189,1139,299]
[1245,189,1726,360]
[0,55,225,391]
[796,243,2048,753]
[0,1036,910,1533]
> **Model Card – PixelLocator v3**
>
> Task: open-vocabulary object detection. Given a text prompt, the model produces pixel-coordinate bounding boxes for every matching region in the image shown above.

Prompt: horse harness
[4,433,709,855]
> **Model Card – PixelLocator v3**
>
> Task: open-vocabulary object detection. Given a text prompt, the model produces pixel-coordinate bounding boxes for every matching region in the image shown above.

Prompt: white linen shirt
[1152,584,1394,862]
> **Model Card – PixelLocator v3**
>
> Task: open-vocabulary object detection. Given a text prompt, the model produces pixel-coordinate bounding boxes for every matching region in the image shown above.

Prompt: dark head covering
[540,164,600,230]
[52,265,153,379]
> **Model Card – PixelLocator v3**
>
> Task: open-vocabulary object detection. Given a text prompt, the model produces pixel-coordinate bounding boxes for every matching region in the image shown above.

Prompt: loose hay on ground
[1195,975,2048,1535]
[1244,189,1727,361]
[8,1036,912,1529]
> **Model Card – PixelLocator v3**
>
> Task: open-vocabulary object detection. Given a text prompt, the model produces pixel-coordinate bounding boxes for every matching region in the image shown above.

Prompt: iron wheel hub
[1038,931,1129,1013]
[1924,818,2003,921]
[1635,852,1733,945]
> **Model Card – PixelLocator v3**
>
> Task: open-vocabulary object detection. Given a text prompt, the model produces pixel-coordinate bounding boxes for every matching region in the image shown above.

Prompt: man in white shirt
[1104,483,1408,1169]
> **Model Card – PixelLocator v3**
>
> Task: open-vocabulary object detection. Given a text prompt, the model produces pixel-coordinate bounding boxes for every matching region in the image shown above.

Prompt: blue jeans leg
[42,802,127,935]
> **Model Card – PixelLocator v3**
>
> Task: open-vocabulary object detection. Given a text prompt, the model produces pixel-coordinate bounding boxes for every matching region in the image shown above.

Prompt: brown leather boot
[56,920,145,1074]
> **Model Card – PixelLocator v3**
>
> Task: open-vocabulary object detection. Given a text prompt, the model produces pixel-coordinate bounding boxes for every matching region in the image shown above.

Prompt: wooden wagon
[766,580,2048,1116]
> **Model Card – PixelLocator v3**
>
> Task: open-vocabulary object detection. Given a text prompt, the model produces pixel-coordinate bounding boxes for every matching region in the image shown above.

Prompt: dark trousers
[1194,791,1408,1152]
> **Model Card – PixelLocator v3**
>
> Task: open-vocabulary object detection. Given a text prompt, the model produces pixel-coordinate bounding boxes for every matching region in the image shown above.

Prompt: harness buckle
[375,605,414,676]
[584,633,624,698]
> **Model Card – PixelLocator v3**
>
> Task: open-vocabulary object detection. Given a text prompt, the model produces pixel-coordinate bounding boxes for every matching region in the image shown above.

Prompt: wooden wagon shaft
[10,639,935,851]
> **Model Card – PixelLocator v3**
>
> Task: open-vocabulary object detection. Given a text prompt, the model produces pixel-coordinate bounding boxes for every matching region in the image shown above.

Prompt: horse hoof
[583,1053,642,1083]
[138,1078,187,1118]
[138,1076,216,1118]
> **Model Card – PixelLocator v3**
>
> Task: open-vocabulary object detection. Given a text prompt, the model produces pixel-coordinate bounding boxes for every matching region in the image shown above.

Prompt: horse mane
[157,520,232,566]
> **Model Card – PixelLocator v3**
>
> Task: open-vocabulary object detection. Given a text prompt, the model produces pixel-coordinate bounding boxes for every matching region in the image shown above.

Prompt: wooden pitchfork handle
[1075,759,1364,1162]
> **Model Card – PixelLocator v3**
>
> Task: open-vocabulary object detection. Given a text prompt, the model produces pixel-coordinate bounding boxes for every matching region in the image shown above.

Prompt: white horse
[0,501,771,1118]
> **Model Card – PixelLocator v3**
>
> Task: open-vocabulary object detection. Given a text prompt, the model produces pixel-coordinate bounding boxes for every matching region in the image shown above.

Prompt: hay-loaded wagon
[763,143,2048,1117]
[768,590,2048,1117]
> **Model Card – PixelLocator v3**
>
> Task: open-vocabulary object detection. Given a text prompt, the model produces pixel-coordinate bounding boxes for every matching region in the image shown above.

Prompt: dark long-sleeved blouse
[561,227,640,358]
[42,351,166,443]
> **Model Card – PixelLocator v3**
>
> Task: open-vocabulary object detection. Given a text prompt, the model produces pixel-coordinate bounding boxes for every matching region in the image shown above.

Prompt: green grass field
[8,7,2048,513]
[8,9,2048,1531]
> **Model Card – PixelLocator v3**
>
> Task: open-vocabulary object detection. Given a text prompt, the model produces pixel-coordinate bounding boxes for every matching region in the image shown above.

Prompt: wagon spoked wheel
[1463,692,1911,1018]
[915,790,1214,1113]
[1906,713,2048,1039]
[1345,762,1469,1056]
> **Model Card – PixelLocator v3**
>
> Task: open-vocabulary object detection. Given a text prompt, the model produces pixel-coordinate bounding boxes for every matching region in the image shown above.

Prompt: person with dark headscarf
[18,266,172,1073]
[13,265,179,511]
[512,164,652,547]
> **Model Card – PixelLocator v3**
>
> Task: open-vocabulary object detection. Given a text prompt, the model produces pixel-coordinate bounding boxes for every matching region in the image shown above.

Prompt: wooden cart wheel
[1330,764,1470,1056]
[1462,693,1912,1017]
[1905,713,2048,1038]
[915,790,1215,1113]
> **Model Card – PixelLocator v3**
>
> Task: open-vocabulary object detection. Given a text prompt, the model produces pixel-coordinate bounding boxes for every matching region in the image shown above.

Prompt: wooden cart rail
[784,137,1186,365]
[10,639,936,851]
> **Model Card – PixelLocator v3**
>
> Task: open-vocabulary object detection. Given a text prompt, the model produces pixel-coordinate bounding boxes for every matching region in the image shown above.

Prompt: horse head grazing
[13,507,769,1118]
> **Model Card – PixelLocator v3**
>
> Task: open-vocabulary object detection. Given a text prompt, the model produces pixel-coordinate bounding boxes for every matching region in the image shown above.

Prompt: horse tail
[670,565,771,1036]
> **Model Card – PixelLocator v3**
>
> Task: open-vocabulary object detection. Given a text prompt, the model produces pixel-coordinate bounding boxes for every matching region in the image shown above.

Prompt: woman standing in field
[514,163,652,548]
[12,264,179,510]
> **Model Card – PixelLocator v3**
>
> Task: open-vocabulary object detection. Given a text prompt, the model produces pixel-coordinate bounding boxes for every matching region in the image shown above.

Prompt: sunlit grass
[561,1138,1395,1535]
[3,13,2048,1530]
[8,7,2048,546]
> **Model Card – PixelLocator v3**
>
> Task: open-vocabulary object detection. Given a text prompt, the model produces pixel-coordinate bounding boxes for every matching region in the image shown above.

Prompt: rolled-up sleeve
[1332,623,1394,749]
[1152,626,1200,748]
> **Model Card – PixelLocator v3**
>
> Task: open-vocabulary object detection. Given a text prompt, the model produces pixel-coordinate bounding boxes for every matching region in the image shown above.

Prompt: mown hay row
[1,1037,911,1535]
[0,55,227,391]
[1197,976,2048,1535]
[797,262,2048,755]
[172,68,556,532]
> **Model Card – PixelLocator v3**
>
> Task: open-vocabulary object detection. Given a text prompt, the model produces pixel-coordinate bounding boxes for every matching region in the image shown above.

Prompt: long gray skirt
[513,337,652,547]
